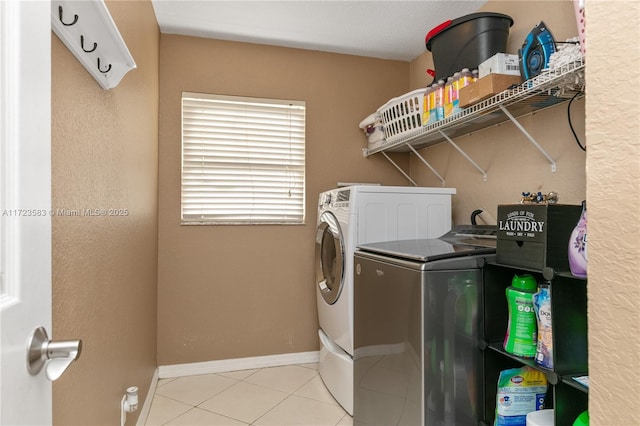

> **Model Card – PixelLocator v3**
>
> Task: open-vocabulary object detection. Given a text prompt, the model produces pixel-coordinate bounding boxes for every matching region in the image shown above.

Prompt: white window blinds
[181,93,306,224]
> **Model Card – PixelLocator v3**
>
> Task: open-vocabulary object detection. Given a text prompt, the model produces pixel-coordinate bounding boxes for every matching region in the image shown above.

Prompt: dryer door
[315,211,345,305]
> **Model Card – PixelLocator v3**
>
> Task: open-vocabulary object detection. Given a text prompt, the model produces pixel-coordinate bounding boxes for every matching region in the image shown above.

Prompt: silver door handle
[27,326,82,381]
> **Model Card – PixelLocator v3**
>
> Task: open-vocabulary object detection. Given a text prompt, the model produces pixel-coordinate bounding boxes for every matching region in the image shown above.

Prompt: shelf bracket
[499,105,557,172]
[381,152,417,186]
[438,130,488,181]
[405,144,445,186]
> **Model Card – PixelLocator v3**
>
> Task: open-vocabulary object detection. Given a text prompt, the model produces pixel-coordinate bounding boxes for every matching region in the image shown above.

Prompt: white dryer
[315,185,455,415]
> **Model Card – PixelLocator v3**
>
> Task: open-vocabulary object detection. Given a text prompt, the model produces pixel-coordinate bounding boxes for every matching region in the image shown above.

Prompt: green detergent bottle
[504,274,538,358]
[573,410,589,426]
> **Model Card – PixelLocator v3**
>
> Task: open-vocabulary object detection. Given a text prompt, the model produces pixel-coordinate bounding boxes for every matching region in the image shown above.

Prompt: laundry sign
[496,204,582,271]
[498,209,546,240]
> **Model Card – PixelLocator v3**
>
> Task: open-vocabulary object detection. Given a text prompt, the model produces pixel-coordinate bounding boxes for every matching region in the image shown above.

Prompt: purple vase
[568,201,587,277]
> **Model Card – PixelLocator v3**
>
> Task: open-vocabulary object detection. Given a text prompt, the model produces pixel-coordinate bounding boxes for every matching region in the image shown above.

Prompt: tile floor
[144,363,352,426]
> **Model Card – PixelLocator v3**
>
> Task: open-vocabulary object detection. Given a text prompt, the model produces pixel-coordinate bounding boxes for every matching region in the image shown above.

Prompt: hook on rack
[97,58,111,73]
[58,5,78,26]
[80,35,97,53]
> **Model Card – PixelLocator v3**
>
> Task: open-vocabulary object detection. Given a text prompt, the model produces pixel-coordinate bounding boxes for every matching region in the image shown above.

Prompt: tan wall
[157,36,410,365]
[587,1,640,424]
[51,1,159,424]
[409,1,585,224]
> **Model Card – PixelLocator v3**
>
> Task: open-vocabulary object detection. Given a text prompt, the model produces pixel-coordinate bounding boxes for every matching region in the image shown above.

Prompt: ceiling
[151,1,487,62]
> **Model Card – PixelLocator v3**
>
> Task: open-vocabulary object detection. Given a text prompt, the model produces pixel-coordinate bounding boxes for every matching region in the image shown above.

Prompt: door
[315,211,345,305]
[0,1,53,424]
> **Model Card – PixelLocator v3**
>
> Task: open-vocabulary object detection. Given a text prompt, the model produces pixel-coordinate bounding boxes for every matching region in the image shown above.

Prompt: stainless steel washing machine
[354,227,496,425]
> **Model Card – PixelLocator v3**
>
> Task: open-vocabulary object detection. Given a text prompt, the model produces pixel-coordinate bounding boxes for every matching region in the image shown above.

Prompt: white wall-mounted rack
[364,58,585,185]
[51,0,136,90]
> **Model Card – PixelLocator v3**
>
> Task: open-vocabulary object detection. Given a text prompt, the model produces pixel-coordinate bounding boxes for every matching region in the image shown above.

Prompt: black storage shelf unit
[482,262,588,425]
[562,375,589,393]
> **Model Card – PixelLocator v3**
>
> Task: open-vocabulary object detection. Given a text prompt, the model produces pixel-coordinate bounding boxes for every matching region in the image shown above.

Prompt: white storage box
[479,53,520,78]
[377,89,424,142]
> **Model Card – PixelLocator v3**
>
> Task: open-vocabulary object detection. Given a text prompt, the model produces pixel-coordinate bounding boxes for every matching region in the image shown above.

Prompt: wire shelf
[365,58,585,156]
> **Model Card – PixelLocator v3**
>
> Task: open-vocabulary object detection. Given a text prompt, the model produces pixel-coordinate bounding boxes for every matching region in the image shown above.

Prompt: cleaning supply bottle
[472,69,479,82]
[422,85,433,125]
[533,281,553,369]
[568,200,588,278]
[457,69,472,111]
[422,86,431,125]
[459,68,473,89]
[428,83,438,124]
[435,79,445,121]
[451,71,461,116]
[504,274,538,358]
[444,72,461,118]
[444,76,454,118]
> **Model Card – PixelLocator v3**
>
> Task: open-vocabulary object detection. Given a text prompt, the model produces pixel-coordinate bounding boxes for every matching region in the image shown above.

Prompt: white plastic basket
[376,88,425,142]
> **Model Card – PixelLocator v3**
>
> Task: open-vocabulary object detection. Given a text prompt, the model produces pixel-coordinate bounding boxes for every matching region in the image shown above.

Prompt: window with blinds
[181,93,306,224]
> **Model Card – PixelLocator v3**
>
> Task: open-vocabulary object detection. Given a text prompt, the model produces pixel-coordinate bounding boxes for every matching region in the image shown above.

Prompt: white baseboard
[136,367,159,426]
[158,350,320,379]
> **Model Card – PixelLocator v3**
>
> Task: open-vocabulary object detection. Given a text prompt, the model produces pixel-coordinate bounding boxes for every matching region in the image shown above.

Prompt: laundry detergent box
[494,366,548,426]
[496,204,582,271]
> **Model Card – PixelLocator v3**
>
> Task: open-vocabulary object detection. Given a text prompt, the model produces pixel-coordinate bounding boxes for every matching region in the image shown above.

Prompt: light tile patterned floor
[145,363,352,426]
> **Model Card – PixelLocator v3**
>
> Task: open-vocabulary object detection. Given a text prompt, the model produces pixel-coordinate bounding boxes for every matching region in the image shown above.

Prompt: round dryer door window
[315,211,345,305]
